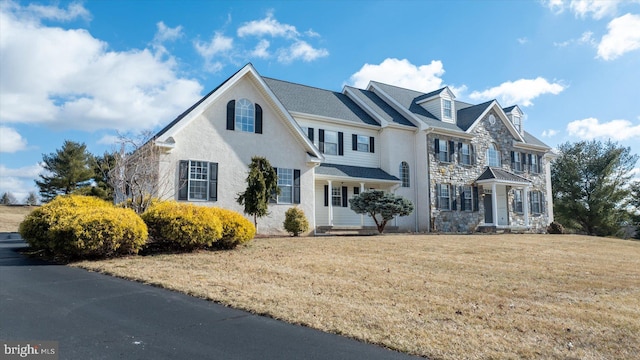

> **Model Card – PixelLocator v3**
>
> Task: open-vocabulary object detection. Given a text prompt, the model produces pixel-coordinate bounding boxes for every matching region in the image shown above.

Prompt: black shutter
[458,143,462,163]
[269,168,277,203]
[338,132,344,155]
[459,186,465,211]
[319,129,325,152]
[528,153,533,172]
[307,127,314,142]
[473,186,479,211]
[529,191,532,213]
[435,184,440,209]
[471,144,476,165]
[537,155,542,173]
[255,104,263,134]
[178,160,188,200]
[324,185,329,206]
[209,162,218,201]
[541,192,545,213]
[449,141,455,162]
[342,186,348,207]
[293,169,300,204]
[451,185,457,210]
[353,187,360,195]
[352,134,358,151]
[434,138,440,155]
[226,100,235,130]
[369,137,375,153]
[511,151,515,169]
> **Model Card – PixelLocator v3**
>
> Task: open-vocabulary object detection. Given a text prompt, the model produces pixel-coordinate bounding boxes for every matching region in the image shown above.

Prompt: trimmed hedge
[283,207,309,236]
[19,195,148,259]
[141,201,223,251]
[208,207,256,249]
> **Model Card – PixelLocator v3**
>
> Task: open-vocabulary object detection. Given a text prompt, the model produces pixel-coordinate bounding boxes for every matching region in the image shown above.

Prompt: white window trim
[324,130,338,155]
[277,168,294,204]
[235,98,255,133]
[188,160,209,201]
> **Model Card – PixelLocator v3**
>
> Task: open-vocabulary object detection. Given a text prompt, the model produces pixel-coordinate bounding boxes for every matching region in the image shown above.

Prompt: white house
[150,63,554,234]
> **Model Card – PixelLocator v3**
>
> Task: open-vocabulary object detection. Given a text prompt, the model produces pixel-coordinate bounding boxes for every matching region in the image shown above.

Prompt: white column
[523,186,530,228]
[360,182,365,226]
[327,180,333,226]
[491,183,498,226]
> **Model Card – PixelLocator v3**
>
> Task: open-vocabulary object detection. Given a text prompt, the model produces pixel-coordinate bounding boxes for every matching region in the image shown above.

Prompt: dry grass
[74,234,640,359]
[0,205,36,232]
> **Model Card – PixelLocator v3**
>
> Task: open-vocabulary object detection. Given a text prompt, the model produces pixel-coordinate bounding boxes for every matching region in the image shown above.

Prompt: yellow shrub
[208,207,256,249]
[283,206,309,236]
[142,201,223,251]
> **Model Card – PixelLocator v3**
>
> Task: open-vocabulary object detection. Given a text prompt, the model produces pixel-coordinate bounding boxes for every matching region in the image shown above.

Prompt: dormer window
[443,99,452,119]
[513,115,522,133]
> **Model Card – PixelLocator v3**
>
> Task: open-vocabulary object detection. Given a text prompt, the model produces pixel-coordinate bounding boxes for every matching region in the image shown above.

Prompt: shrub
[208,207,256,249]
[547,221,565,234]
[283,207,309,236]
[19,195,147,259]
[141,201,223,251]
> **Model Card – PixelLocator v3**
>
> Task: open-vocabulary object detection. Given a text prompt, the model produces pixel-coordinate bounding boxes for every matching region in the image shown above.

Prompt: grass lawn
[73,234,640,360]
[0,205,37,233]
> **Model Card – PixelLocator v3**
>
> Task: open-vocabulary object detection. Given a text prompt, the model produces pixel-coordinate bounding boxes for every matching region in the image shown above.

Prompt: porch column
[523,186,530,228]
[360,182,365,226]
[327,180,333,226]
[491,183,498,226]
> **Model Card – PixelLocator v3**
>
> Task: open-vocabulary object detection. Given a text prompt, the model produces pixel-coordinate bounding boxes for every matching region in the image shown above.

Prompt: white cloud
[97,134,121,146]
[542,129,559,137]
[554,31,595,48]
[567,117,640,140]
[517,37,529,44]
[154,21,183,43]
[348,58,447,92]
[3,0,92,22]
[250,39,270,59]
[0,2,203,132]
[237,11,298,38]
[194,32,233,59]
[469,77,565,107]
[0,126,27,153]
[597,13,640,60]
[0,163,44,201]
[543,0,630,19]
[277,40,329,63]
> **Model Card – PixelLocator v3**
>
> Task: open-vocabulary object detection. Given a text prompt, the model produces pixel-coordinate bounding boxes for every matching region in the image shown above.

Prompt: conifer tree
[35,140,94,202]
[236,156,279,231]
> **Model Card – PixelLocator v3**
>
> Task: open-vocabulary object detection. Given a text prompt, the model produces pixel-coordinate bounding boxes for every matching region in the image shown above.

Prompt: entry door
[496,186,508,226]
[484,195,493,224]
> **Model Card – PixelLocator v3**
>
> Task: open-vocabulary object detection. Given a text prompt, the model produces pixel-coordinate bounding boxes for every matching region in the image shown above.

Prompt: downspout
[414,128,419,233]
[425,128,433,232]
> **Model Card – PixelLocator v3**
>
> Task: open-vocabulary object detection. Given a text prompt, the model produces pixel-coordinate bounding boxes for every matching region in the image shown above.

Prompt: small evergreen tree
[25,191,38,205]
[35,140,94,202]
[349,190,414,233]
[1,192,17,205]
[236,156,279,231]
[284,207,309,236]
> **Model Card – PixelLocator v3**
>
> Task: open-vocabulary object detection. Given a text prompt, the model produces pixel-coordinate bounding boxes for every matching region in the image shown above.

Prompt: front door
[496,185,508,226]
[484,195,493,223]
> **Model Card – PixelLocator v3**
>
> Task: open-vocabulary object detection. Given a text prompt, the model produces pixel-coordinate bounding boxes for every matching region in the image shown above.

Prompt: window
[513,189,523,213]
[462,185,473,211]
[487,143,501,167]
[530,191,542,214]
[354,135,370,152]
[331,186,342,206]
[530,154,539,173]
[513,116,522,133]
[400,162,410,187]
[319,129,343,155]
[443,99,452,119]
[512,152,522,172]
[277,168,293,204]
[235,98,255,132]
[178,160,218,201]
[436,139,452,162]
[437,184,451,210]
[460,143,473,165]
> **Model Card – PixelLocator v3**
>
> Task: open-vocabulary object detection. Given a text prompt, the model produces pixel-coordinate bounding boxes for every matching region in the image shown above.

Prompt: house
[150,63,555,234]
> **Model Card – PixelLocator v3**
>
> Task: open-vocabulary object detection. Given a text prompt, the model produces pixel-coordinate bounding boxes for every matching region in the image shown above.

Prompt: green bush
[19,195,147,259]
[547,221,565,234]
[209,207,256,249]
[141,201,223,251]
[283,206,309,236]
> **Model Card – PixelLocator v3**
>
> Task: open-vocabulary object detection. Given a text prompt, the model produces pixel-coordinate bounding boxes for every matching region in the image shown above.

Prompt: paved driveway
[0,233,419,360]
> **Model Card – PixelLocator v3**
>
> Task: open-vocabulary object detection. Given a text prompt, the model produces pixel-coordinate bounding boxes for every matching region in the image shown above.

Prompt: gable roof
[456,100,494,131]
[263,78,379,126]
[152,63,323,160]
[476,167,531,184]
[344,86,415,127]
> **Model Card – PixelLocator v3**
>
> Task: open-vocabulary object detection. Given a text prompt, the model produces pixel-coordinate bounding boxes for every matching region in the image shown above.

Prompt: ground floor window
[513,189,523,213]
[178,160,218,201]
[530,191,543,214]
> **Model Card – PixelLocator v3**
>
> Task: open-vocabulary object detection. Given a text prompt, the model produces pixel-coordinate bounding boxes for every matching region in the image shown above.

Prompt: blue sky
[1,0,640,202]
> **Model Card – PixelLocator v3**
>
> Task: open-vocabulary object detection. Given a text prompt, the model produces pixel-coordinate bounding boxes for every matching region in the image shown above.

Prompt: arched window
[235,98,255,133]
[400,161,410,187]
[487,143,501,167]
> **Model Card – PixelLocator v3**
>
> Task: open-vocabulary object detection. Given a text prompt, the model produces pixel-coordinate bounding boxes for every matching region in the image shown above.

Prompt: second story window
[512,152,522,172]
[400,162,410,187]
[487,143,501,167]
[460,143,474,165]
[435,138,453,163]
[323,130,338,155]
[235,98,255,132]
[530,154,539,173]
[513,115,522,133]
[443,99,452,119]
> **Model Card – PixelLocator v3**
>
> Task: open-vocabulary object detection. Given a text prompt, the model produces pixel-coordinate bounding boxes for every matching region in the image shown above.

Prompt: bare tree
[109,131,176,214]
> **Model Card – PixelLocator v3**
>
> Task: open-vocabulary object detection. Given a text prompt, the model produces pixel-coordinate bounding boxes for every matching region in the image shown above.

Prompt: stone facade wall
[428,110,550,233]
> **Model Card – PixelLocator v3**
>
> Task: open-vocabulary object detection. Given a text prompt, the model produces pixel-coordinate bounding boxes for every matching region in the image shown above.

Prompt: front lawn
[74,234,640,359]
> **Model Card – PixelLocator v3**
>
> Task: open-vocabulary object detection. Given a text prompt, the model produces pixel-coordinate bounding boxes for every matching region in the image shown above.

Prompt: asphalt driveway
[0,233,419,360]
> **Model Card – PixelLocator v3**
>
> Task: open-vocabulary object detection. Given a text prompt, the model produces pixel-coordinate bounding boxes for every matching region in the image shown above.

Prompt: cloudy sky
[1,0,639,201]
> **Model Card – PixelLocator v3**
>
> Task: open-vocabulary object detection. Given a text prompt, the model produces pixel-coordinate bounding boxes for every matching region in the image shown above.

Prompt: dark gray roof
[414,87,447,102]
[263,78,379,126]
[476,167,531,183]
[503,105,517,113]
[316,163,400,181]
[370,81,463,133]
[345,86,415,127]
[456,100,493,131]
[520,131,550,148]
